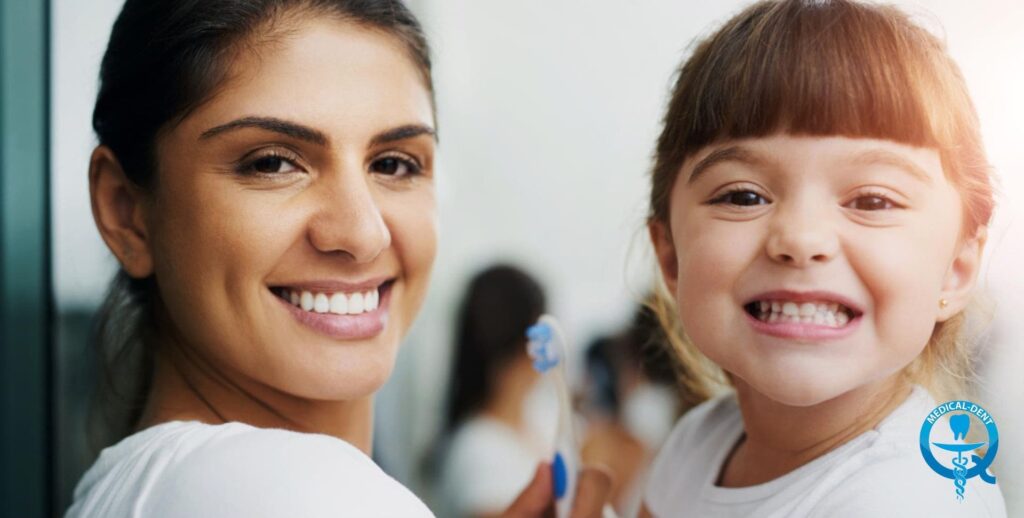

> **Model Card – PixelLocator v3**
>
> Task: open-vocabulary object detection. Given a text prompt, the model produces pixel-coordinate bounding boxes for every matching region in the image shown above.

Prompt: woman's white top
[643,386,1006,517]
[65,420,434,518]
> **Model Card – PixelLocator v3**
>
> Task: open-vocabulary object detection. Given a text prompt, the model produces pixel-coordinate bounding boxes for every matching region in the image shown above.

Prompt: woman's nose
[307,167,391,262]
[764,201,839,267]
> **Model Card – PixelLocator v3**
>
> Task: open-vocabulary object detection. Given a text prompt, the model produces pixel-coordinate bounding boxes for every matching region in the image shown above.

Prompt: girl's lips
[271,283,392,341]
[744,309,861,341]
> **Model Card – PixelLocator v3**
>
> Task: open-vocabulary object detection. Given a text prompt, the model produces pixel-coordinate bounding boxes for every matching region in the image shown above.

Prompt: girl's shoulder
[644,391,744,511]
[66,420,434,518]
[806,386,1007,517]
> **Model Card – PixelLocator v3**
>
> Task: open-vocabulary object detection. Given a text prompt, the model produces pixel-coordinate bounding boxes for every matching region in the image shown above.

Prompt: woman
[67,1,609,516]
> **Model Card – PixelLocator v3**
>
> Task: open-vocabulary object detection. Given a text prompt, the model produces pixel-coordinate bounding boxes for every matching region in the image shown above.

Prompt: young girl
[641,1,1007,516]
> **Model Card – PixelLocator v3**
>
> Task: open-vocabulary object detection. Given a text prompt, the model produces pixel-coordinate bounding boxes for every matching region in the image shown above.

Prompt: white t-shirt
[643,386,1006,518]
[65,420,434,518]
[439,417,545,517]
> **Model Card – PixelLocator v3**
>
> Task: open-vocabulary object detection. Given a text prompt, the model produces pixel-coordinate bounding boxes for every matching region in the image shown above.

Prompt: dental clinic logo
[919,400,998,501]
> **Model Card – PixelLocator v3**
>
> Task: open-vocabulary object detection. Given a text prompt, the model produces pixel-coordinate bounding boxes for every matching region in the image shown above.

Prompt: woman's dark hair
[443,265,547,432]
[90,0,434,447]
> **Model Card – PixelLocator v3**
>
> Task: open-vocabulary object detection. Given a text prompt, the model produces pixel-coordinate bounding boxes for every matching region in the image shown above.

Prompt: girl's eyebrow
[847,149,933,185]
[687,145,773,185]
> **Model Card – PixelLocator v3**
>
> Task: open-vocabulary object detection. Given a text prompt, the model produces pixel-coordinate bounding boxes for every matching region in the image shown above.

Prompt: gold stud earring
[939,299,949,309]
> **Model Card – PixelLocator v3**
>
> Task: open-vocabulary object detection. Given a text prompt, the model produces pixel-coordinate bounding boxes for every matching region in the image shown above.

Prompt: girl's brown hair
[648,0,994,403]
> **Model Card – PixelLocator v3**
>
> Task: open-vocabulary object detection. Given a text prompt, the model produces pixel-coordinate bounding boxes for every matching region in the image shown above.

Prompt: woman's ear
[649,219,679,295]
[89,145,154,278]
[937,227,986,322]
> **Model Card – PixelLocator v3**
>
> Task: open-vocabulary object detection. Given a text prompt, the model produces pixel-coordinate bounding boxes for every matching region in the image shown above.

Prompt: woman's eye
[240,154,302,175]
[711,190,769,206]
[370,155,421,177]
[846,194,899,211]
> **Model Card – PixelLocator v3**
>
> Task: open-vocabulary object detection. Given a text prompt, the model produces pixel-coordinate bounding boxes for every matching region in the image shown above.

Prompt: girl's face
[651,134,983,406]
[141,19,436,401]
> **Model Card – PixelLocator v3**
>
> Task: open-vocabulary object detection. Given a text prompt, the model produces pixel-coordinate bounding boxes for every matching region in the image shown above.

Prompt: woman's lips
[272,283,392,341]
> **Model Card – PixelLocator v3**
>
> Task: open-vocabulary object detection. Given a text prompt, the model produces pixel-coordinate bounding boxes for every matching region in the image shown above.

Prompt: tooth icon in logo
[950,413,970,441]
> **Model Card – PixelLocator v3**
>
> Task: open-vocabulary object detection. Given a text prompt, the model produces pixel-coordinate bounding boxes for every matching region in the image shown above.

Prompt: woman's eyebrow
[848,149,933,184]
[687,145,772,184]
[369,124,436,146]
[199,116,328,145]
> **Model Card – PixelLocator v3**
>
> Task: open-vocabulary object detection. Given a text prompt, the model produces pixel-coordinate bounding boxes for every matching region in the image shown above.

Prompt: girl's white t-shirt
[65,420,434,518]
[643,386,1006,518]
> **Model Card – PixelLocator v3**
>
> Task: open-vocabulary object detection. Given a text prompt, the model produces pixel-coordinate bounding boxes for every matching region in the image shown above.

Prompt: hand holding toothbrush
[497,314,617,518]
[501,461,613,518]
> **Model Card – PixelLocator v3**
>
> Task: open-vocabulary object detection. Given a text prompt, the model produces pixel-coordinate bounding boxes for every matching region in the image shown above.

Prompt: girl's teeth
[782,302,799,316]
[836,311,849,326]
[284,288,382,315]
[799,302,816,317]
[753,299,854,328]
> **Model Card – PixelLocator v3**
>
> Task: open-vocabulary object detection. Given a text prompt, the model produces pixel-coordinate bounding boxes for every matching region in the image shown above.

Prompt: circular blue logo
[919,400,998,501]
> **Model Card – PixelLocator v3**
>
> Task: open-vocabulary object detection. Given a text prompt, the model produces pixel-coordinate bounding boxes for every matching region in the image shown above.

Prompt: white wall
[52,0,1024,513]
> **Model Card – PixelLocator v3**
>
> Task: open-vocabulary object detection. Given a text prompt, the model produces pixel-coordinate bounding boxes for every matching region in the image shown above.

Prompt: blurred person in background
[435,264,553,518]
[580,301,689,516]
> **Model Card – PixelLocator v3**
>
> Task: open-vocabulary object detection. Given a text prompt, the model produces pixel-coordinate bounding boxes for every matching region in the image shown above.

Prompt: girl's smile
[742,289,863,340]
[652,134,982,406]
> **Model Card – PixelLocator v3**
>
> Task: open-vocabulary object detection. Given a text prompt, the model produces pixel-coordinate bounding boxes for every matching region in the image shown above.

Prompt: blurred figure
[437,265,550,518]
[580,300,685,516]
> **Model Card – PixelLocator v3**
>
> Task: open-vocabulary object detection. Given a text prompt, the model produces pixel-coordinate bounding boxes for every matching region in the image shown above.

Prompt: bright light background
[52,0,1023,513]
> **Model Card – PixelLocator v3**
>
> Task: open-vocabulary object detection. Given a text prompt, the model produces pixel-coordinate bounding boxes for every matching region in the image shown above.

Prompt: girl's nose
[307,166,391,263]
[764,202,839,267]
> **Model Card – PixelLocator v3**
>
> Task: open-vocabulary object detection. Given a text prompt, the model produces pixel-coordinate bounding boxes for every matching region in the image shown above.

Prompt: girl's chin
[734,372,855,408]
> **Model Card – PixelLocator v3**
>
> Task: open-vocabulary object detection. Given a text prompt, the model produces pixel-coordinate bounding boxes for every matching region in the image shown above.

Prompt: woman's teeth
[282,288,380,315]
[748,300,853,328]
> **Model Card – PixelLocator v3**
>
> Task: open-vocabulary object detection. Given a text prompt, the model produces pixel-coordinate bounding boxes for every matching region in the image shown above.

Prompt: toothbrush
[525,314,581,518]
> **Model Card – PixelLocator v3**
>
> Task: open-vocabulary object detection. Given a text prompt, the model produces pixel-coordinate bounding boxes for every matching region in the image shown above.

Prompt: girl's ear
[649,219,679,295]
[937,227,986,322]
[89,145,154,279]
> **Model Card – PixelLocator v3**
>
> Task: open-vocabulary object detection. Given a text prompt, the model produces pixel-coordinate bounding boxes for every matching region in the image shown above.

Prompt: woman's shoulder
[67,420,433,518]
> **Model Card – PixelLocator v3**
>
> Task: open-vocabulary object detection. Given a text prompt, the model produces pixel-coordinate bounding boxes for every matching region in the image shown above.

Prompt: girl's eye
[845,194,901,211]
[710,189,769,206]
[370,154,421,177]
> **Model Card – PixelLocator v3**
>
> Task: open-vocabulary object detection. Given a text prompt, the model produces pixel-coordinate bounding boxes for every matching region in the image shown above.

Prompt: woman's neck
[136,337,375,454]
[718,374,911,488]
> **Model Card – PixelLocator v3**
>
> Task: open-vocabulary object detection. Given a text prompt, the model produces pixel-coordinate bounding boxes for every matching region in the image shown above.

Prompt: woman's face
[144,18,436,401]
[651,134,981,406]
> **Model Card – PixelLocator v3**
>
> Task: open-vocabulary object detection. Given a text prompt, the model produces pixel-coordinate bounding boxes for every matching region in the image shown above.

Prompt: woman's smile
[269,280,395,340]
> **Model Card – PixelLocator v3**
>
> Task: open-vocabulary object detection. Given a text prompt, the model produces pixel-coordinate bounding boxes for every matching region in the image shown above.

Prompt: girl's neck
[136,336,375,454]
[718,374,912,488]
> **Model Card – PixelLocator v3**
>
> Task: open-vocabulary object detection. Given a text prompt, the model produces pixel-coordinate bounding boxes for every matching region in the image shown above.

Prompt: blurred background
[0,0,1020,516]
